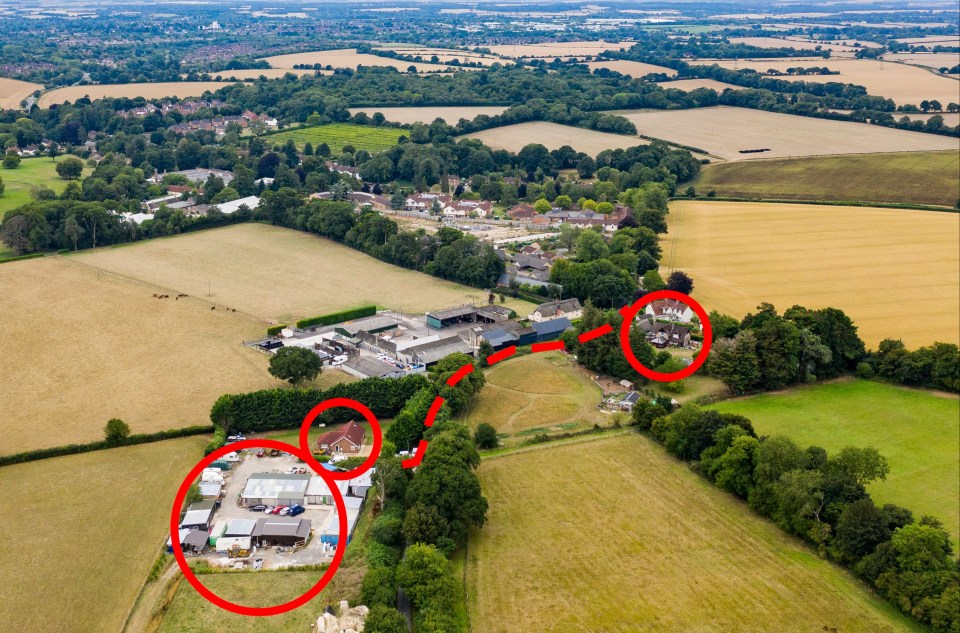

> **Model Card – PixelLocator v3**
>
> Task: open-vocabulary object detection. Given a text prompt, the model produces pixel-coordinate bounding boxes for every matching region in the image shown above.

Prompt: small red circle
[298,397,383,481]
[169,439,348,616]
[618,290,713,382]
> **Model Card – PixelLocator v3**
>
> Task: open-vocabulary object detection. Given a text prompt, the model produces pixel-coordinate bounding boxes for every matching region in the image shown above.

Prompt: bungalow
[528,298,583,323]
[316,421,365,455]
[614,391,641,412]
[645,299,695,323]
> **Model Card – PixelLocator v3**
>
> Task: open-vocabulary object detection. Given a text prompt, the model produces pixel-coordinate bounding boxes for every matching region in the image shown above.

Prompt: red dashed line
[402,439,429,469]
[424,395,445,427]
[578,323,613,344]
[486,346,516,365]
[531,340,565,353]
[445,363,474,386]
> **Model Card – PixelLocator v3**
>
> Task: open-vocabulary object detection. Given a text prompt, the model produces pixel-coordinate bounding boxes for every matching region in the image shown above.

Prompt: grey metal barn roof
[225,519,257,536]
[241,473,310,501]
[254,517,311,539]
[336,315,399,336]
[427,305,477,321]
[343,356,398,378]
[410,337,472,365]
[532,317,573,337]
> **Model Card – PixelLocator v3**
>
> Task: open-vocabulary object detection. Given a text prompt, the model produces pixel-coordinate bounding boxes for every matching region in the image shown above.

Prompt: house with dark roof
[641,321,691,348]
[316,421,366,455]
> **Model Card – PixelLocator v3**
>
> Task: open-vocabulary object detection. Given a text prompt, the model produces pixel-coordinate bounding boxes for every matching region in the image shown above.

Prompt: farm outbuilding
[320,506,362,546]
[252,517,311,546]
[181,500,215,529]
[214,536,251,553]
[198,482,222,499]
[224,519,257,537]
[240,473,310,507]
[426,305,478,329]
[208,521,228,546]
[348,469,374,498]
[532,317,572,342]
[334,315,399,337]
[305,475,349,505]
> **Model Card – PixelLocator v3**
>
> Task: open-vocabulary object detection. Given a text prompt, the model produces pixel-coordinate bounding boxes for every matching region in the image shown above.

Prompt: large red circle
[297,397,383,481]
[618,290,713,382]
[169,439,348,616]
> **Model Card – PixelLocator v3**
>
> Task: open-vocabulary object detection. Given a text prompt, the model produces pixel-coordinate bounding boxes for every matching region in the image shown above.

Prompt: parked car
[226,435,246,443]
[263,506,275,514]
[279,507,291,516]
[271,506,287,515]
[269,449,281,457]
[256,449,265,458]
[288,504,305,517]
[248,505,267,512]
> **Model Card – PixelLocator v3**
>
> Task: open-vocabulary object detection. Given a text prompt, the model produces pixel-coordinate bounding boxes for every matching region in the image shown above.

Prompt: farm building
[645,299,694,323]
[407,336,473,366]
[320,499,364,546]
[334,315,400,337]
[180,503,214,530]
[198,482,222,499]
[214,536,251,553]
[532,317,573,342]
[224,519,257,538]
[528,298,583,323]
[252,517,311,546]
[208,521,228,546]
[341,356,407,379]
[214,195,260,215]
[240,473,311,507]
[348,469,374,498]
[305,476,349,505]
[316,421,365,455]
[167,528,208,554]
[426,304,512,330]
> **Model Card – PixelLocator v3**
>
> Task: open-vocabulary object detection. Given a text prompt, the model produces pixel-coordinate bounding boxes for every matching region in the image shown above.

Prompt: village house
[507,203,536,220]
[642,321,692,348]
[315,421,365,455]
[405,192,451,212]
[645,299,695,323]
[528,298,583,323]
[442,199,492,218]
[327,162,360,178]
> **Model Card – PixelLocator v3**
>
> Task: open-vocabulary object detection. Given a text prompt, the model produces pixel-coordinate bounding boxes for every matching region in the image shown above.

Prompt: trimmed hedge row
[0,425,214,468]
[266,324,288,336]
[209,374,430,433]
[295,305,376,330]
[0,252,44,265]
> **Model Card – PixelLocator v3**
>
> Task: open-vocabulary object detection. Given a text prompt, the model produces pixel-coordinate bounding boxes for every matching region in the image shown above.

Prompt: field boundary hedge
[0,252,44,264]
[295,305,377,329]
[0,425,214,468]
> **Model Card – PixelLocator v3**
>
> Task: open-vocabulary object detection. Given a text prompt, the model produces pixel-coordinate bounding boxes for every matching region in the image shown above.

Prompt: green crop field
[712,379,960,551]
[265,123,406,153]
[467,434,925,632]
[0,436,208,633]
[692,151,960,207]
[0,156,87,218]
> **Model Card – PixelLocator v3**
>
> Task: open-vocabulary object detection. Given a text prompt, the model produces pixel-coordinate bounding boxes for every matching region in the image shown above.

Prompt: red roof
[315,421,365,450]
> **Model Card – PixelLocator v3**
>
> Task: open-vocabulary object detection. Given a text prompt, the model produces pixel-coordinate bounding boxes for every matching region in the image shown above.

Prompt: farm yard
[654,78,740,91]
[609,106,959,160]
[36,82,242,107]
[347,105,508,125]
[258,48,465,73]
[264,123,405,153]
[0,156,88,219]
[463,121,648,154]
[467,434,924,633]
[586,59,677,77]
[0,76,42,109]
[692,150,960,207]
[0,256,276,453]
[689,57,960,107]
[462,352,607,446]
[712,379,960,551]
[0,435,208,633]
[663,200,960,347]
[74,223,531,324]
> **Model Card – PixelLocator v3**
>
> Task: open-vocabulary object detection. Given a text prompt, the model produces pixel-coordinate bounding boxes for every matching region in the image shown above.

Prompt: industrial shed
[335,315,399,337]
[532,317,572,342]
[305,476,349,505]
[320,505,362,546]
[240,473,310,507]
[224,519,257,537]
[341,357,406,379]
[198,482,222,499]
[348,469,374,498]
[426,305,479,329]
[252,517,312,546]
[214,536,251,553]
[181,500,215,529]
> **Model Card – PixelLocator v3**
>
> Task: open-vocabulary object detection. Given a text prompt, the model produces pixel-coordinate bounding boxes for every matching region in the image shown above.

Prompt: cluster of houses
[123,168,259,224]
[507,202,629,231]
[496,241,562,287]
[404,192,494,218]
[117,101,278,137]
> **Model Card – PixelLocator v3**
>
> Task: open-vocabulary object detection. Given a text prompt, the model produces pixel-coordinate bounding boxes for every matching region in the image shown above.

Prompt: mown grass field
[664,200,960,347]
[75,223,532,323]
[463,352,608,446]
[0,435,208,633]
[467,434,925,633]
[0,156,88,219]
[0,256,276,453]
[692,151,960,207]
[712,379,960,550]
[265,123,406,153]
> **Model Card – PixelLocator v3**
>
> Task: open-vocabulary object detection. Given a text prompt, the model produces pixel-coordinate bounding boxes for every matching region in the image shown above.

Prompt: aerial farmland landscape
[0,1,956,633]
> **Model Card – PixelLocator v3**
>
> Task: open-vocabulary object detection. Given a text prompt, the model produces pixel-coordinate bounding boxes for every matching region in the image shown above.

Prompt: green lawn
[265,123,406,154]
[692,151,960,207]
[712,379,960,550]
[0,156,85,218]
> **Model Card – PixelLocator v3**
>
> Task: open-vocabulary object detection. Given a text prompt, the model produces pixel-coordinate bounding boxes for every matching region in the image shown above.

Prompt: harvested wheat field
[347,105,507,125]
[374,45,509,66]
[467,434,923,633]
[587,59,677,77]
[37,82,241,107]
[259,48,464,73]
[486,40,634,59]
[610,106,958,160]
[205,68,330,80]
[0,256,275,454]
[689,57,959,107]
[663,201,960,347]
[881,52,960,70]
[0,77,42,109]
[730,36,879,54]
[894,35,960,47]
[654,78,739,91]
[0,435,207,633]
[463,121,647,155]
[75,224,528,323]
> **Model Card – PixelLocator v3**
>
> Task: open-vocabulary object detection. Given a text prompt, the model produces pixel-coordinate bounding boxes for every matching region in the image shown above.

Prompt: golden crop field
[75,223,531,324]
[894,35,960,46]
[655,78,739,91]
[663,201,960,347]
[0,76,43,109]
[463,121,648,155]
[37,82,242,107]
[347,105,508,125]
[0,256,276,453]
[689,57,960,107]
[205,68,330,80]
[259,48,468,73]
[881,52,960,70]
[467,434,924,633]
[586,59,677,77]
[0,435,208,633]
[609,106,958,160]
[375,44,509,66]
[730,36,877,54]
[485,40,634,59]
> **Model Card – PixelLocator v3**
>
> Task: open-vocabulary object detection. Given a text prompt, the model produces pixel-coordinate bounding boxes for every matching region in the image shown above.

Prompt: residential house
[528,298,583,323]
[645,299,694,323]
[442,199,492,218]
[316,421,365,455]
[507,203,536,220]
[641,321,691,348]
[406,192,451,212]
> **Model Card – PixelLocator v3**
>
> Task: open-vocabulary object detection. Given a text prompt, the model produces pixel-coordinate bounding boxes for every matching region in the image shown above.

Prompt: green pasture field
[265,123,406,154]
